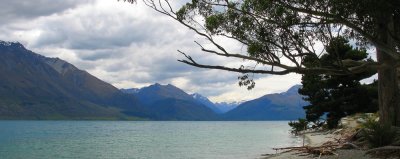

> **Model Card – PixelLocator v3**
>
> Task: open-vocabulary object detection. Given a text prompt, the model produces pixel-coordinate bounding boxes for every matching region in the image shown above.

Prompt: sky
[0,0,376,102]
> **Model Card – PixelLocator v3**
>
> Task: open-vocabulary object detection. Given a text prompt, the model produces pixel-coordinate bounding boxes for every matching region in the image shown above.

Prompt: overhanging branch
[177,50,376,76]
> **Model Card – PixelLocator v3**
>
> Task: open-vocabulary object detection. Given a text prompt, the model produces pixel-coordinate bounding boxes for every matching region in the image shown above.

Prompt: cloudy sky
[0,0,330,102]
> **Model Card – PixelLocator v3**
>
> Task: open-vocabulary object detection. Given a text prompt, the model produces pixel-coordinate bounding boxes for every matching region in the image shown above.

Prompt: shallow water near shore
[0,121,302,159]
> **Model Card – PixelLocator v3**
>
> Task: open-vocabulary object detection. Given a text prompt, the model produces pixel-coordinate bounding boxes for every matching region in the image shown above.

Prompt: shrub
[362,119,397,148]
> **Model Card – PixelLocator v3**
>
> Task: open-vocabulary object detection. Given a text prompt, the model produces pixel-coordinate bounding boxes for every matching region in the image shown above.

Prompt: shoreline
[262,130,378,159]
[262,130,334,159]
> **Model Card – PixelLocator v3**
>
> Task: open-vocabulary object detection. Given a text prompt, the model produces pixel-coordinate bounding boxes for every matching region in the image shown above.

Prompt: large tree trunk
[377,14,400,127]
[377,51,400,127]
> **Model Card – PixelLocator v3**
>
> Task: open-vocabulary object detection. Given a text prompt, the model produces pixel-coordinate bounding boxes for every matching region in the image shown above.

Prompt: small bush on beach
[362,119,397,148]
[289,118,309,135]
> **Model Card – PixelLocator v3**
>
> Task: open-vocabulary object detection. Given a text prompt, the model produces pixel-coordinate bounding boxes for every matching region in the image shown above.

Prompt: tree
[125,0,400,126]
[299,37,378,128]
[288,118,308,134]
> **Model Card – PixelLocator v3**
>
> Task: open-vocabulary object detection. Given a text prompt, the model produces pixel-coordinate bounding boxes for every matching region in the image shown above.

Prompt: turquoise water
[0,121,301,159]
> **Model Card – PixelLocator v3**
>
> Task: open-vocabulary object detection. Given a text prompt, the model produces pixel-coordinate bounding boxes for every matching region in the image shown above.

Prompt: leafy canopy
[136,0,398,84]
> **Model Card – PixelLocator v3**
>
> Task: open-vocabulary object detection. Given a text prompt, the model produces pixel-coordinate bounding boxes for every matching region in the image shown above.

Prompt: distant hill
[190,93,243,114]
[135,83,194,105]
[223,85,307,120]
[0,40,148,120]
[132,84,218,120]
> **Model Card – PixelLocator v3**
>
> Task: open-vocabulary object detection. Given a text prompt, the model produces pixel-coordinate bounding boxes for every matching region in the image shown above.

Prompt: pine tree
[299,37,378,128]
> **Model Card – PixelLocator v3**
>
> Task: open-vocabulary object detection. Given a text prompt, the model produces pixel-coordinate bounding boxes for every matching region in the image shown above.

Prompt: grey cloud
[188,71,239,85]
[32,4,192,50]
[93,45,240,89]
[104,61,135,73]
[126,65,193,83]
[195,85,237,97]
[79,49,118,61]
[0,0,88,25]
[34,28,68,46]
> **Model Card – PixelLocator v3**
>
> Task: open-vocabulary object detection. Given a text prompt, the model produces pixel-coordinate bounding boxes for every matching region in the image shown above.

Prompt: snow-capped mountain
[191,93,222,114]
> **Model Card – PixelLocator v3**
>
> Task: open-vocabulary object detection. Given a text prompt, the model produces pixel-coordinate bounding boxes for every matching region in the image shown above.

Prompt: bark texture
[377,14,400,127]
[378,51,400,126]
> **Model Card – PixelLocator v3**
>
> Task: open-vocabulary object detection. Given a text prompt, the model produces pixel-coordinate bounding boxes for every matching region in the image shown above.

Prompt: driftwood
[347,129,363,141]
[340,142,361,150]
[273,143,340,156]
[273,130,358,157]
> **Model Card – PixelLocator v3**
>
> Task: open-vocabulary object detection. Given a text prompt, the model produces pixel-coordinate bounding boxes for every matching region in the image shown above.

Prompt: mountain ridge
[132,83,219,120]
[1,40,307,120]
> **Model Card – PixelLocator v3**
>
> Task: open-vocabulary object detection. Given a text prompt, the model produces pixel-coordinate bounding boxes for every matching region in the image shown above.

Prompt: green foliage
[238,73,255,90]
[288,118,309,134]
[299,37,378,129]
[247,42,263,57]
[362,119,397,148]
[176,6,187,21]
[205,14,224,34]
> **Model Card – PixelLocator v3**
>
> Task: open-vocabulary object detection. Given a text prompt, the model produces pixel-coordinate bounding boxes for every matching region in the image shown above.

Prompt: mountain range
[0,40,307,120]
[222,85,307,120]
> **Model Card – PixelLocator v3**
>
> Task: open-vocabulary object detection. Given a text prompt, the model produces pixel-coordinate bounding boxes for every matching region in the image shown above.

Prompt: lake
[0,121,301,159]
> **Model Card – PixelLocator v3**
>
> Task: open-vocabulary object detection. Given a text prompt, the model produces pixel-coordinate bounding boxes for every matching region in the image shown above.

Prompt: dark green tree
[299,37,378,128]
[124,0,400,126]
